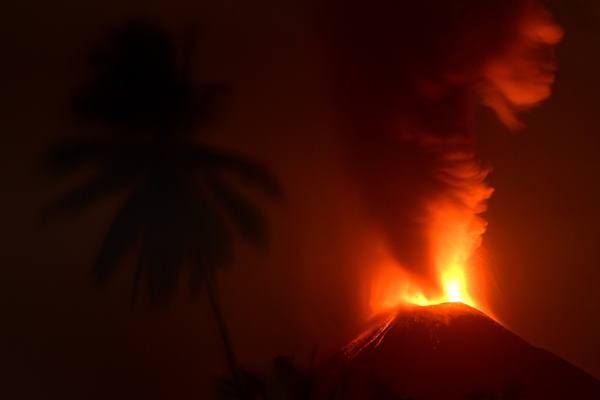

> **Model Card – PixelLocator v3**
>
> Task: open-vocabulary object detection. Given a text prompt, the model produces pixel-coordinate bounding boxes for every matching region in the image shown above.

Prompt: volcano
[318,303,600,399]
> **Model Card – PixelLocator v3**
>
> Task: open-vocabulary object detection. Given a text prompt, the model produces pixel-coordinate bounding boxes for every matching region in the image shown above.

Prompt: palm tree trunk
[205,271,246,398]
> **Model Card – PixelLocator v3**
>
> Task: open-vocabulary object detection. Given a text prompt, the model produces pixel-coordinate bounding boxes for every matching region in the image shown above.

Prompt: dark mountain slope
[318,303,600,399]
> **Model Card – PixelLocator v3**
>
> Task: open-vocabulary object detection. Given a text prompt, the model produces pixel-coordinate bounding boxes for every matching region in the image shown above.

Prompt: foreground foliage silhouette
[42,21,280,396]
[216,356,314,400]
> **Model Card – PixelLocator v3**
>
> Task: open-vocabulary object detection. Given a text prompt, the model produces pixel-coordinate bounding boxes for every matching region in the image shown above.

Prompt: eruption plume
[326,0,562,310]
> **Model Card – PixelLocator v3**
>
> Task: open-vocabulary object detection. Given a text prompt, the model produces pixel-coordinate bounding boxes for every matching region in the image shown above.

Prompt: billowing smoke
[323,0,562,293]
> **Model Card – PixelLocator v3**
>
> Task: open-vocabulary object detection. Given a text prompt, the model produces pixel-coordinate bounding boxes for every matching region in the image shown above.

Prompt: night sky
[2,1,600,398]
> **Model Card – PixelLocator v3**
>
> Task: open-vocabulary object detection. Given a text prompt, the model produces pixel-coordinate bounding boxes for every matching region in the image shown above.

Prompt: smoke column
[323,0,562,299]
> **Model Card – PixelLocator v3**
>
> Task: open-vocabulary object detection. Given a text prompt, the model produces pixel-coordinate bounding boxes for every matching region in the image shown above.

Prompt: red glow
[370,250,493,318]
[369,157,495,317]
[369,3,562,321]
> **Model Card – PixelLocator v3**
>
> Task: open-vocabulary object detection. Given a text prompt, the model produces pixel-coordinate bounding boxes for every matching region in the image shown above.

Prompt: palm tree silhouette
[42,21,280,396]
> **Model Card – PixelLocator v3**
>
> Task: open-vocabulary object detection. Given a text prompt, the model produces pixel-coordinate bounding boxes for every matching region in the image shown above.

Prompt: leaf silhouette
[94,186,146,282]
[43,20,282,396]
[42,168,131,220]
[211,176,269,248]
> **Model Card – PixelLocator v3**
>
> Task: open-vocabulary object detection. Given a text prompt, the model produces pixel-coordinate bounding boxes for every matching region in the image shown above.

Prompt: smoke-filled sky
[325,0,562,296]
[2,0,600,398]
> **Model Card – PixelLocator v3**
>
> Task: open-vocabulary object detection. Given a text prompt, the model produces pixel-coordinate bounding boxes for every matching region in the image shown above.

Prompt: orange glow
[370,156,494,317]
[481,2,563,129]
[367,1,562,323]
[370,254,487,315]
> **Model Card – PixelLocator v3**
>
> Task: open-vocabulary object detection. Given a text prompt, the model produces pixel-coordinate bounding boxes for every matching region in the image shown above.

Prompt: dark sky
[2,1,600,398]
[479,0,600,379]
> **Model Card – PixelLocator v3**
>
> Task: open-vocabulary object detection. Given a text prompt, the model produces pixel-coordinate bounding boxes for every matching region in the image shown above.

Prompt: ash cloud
[323,0,562,288]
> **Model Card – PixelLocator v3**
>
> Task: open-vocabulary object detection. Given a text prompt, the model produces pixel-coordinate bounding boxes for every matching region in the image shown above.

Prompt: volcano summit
[318,303,600,399]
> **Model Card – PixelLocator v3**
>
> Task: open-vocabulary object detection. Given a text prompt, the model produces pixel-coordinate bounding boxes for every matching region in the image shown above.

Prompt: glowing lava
[443,266,469,303]
[373,262,480,311]
[370,169,493,316]
[370,198,493,317]
[364,0,563,323]
[367,144,497,317]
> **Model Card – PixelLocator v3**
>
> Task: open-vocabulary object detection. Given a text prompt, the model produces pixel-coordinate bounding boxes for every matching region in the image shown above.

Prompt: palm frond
[41,19,280,393]
[184,145,282,199]
[136,176,190,304]
[76,22,185,131]
[188,267,205,301]
[41,169,132,221]
[186,183,234,293]
[210,177,269,249]
[94,187,146,282]
[139,216,186,305]
[44,138,119,175]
